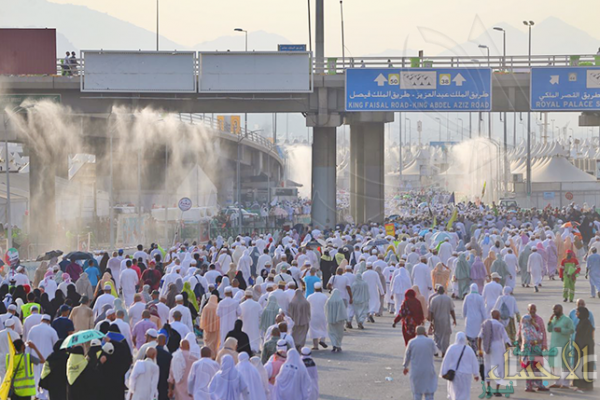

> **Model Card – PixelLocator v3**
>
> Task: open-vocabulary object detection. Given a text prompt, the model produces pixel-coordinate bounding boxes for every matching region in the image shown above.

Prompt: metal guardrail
[311,54,600,74]
[54,54,600,78]
[177,113,282,159]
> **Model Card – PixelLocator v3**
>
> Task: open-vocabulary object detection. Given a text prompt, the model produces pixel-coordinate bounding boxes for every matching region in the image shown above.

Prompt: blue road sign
[277,44,307,52]
[531,67,600,111]
[345,68,491,112]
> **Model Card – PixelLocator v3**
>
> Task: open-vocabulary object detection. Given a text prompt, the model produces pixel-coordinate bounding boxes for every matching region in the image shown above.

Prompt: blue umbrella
[61,329,105,349]
[431,232,451,244]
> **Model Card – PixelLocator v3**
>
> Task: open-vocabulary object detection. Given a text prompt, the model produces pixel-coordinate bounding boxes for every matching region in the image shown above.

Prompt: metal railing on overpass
[311,54,600,74]
[177,113,285,161]
[53,54,600,78]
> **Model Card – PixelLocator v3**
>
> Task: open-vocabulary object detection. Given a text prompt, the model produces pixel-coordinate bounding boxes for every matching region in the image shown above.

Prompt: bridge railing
[311,54,600,74]
[54,53,600,78]
[177,113,282,160]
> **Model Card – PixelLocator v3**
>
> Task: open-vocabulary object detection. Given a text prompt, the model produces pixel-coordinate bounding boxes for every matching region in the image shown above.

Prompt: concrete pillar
[350,122,385,224]
[350,125,365,223]
[311,127,336,228]
[363,123,385,223]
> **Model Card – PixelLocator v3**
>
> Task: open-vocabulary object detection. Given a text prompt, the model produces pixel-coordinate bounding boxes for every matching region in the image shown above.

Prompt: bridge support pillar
[311,127,337,229]
[348,113,394,224]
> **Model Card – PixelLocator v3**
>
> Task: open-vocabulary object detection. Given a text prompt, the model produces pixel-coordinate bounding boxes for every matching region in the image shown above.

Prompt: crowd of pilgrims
[0,201,598,399]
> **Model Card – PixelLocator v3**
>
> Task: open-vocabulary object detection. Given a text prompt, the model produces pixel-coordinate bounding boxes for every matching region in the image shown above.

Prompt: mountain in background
[1,0,181,52]
[192,31,293,52]
[2,1,599,142]
[3,1,598,58]
[369,17,599,60]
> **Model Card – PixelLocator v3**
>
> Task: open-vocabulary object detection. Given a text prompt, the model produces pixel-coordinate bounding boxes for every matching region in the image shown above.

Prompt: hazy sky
[48,0,600,55]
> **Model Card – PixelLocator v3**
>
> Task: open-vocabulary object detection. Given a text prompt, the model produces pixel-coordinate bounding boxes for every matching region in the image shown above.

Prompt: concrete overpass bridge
[0,94,284,250]
[2,52,600,246]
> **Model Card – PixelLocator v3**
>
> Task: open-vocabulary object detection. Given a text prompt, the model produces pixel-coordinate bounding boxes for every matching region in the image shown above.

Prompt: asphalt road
[314,277,600,400]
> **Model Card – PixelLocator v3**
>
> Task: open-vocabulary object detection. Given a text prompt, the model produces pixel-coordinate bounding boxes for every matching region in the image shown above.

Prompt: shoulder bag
[442,345,466,381]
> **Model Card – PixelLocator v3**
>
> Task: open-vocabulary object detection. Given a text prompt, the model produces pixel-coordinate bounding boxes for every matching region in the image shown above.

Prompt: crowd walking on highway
[0,195,597,399]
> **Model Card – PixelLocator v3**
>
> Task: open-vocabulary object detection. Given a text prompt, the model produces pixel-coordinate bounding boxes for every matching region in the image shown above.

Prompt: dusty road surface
[314,278,600,400]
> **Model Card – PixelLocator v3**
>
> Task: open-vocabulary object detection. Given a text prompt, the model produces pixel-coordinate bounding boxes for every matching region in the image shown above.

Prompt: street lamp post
[2,114,12,249]
[234,28,248,52]
[340,1,345,67]
[478,44,490,67]
[405,118,412,145]
[398,112,402,192]
[493,27,506,69]
[457,118,464,140]
[469,112,472,138]
[523,20,534,202]
[234,28,249,234]
[307,0,312,54]
[479,45,492,138]
[435,117,441,141]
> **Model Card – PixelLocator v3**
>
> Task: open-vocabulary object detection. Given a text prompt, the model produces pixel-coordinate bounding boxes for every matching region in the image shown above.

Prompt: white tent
[531,156,596,183]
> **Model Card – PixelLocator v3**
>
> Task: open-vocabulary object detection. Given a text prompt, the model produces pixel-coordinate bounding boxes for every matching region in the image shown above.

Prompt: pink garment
[168,350,197,400]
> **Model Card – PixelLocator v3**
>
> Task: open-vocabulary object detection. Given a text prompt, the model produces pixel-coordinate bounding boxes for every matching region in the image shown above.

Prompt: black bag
[442,345,466,381]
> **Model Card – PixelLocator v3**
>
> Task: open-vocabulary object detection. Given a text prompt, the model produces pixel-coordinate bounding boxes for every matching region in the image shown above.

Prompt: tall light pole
[493,26,508,193]
[234,28,248,51]
[398,112,402,192]
[307,0,312,54]
[479,44,492,139]
[493,27,506,69]
[405,118,412,145]
[469,112,472,138]
[457,118,464,140]
[435,117,442,141]
[478,44,490,67]
[523,20,534,201]
[2,113,12,249]
[156,0,159,50]
[340,1,346,67]
[234,27,249,234]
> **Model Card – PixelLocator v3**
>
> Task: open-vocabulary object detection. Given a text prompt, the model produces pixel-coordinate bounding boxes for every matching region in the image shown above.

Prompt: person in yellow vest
[21,293,41,321]
[7,339,45,400]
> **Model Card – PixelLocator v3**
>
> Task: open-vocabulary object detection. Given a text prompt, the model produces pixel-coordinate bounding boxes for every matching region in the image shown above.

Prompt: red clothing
[131,265,141,280]
[559,250,580,279]
[394,289,425,345]
[141,268,162,291]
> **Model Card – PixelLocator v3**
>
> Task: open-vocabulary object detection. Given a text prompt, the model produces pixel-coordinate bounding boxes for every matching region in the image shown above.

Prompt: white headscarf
[250,356,270,398]
[273,349,312,400]
[440,331,479,376]
[185,332,201,359]
[209,355,248,400]
[236,352,267,400]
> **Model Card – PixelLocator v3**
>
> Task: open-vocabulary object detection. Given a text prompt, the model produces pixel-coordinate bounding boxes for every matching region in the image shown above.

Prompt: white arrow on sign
[550,75,559,85]
[453,73,466,86]
[374,74,387,86]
